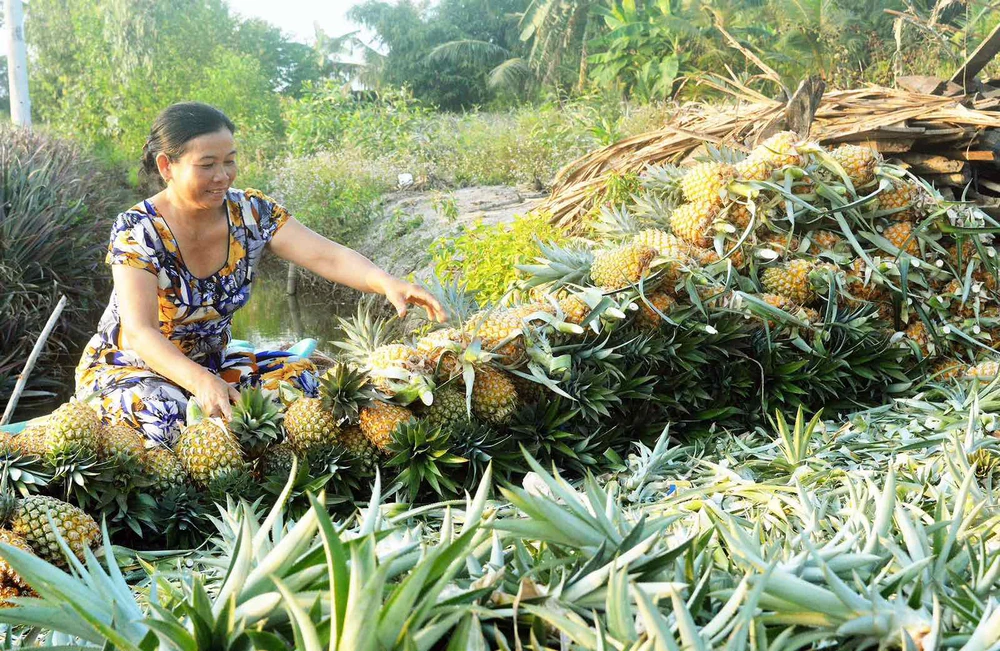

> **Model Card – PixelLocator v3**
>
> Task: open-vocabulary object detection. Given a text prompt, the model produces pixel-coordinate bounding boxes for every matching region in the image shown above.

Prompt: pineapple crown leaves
[590,204,642,239]
[335,296,404,361]
[420,272,480,325]
[229,387,285,449]
[516,238,595,290]
[319,362,378,422]
[386,420,466,501]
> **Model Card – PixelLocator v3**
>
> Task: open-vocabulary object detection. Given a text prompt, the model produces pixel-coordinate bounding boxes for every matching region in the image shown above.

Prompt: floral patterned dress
[75,188,317,445]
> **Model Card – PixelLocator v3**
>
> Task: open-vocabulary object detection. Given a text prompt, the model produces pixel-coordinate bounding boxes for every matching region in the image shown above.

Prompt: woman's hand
[382,277,448,323]
[191,372,240,421]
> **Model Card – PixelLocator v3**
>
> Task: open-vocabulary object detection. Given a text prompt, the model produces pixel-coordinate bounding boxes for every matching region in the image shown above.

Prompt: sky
[1,0,374,59]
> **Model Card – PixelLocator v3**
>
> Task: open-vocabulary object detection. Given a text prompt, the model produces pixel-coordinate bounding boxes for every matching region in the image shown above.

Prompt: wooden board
[952,22,1000,87]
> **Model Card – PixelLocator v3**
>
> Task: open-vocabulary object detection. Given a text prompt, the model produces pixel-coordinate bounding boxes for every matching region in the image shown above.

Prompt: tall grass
[0,125,134,408]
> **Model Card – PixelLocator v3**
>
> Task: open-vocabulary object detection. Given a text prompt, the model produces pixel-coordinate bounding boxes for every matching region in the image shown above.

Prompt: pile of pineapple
[9,131,1000,555]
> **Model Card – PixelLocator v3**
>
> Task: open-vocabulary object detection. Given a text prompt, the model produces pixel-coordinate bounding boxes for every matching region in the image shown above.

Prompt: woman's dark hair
[140,102,236,186]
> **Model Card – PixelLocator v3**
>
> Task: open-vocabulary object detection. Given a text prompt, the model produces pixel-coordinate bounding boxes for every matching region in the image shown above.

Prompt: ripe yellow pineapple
[905,321,931,354]
[680,162,736,205]
[727,204,753,230]
[884,222,919,256]
[286,396,339,451]
[97,422,147,461]
[0,529,34,589]
[143,447,188,491]
[670,201,718,248]
[965,360,1000,380]
[45,400,102,457]
[13,425,47,458]
[633,229,692,262]
[847,258,887,301]
[636,291,676,329]
[761,260,818,305]
[175,417,245,488]
[830,144,880,187]
[931,359,963,380]
[758,233,802,256]
[878,179,925,221]
[467,303,555,364]
[752,131,806,169]
[590,242,658,290]
[424,388,469,427]
[0,495,101,566]
[558,294,590,325]
[359,401,413,452]
[368,343,430,392]
[734,156,775,181]
[470,365,519,424]
[807,230,842,253]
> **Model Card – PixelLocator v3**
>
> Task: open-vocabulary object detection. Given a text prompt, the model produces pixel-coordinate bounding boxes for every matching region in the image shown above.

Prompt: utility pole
[5,0,31,127]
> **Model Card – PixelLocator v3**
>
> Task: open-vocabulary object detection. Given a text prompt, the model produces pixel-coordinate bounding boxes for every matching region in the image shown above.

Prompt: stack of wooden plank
[541,83,1000,228]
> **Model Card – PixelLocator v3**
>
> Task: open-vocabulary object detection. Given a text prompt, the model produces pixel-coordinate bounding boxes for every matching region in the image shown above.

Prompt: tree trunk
[5,0,32,127]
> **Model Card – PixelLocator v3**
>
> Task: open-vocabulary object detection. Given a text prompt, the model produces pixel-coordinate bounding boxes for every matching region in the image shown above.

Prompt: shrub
[430,212,566,302]
[0,125,134,408]
[269,149,393,245]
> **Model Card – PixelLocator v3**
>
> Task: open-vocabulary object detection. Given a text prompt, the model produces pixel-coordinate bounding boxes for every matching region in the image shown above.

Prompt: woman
[75,102,445,445]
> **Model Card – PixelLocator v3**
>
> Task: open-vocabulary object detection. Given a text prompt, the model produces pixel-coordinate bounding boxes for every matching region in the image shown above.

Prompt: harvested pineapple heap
[9,132,1000,555]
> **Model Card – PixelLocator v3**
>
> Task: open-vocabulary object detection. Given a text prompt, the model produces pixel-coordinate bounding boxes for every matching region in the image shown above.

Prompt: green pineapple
[0,494,101,566]
[44,400,102,458]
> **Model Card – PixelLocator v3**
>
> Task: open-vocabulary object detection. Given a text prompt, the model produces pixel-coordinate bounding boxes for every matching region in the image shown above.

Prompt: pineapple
[229,387,284,459]
[558,294,591,325]
[847,258,887,301]
[636,291,677,329]
[884,222,919,256]
[13,425,47,457]
[931,359,963,380]
[734,156,775,181]
[680,162,735,205]
[359,402,414,452]
[340,424,378,471]
[257,442,296,478]
[758,233,802,256]
[633,229,693,263]
[97,422,147,462]
[965,360,1000,380]
[904,321,932,357]
[284,395,340,457]
[143,447,188,491]
[424,388,469,427]
[467,303,555,364]
[761,260,818,305]
[688,246,720,266]
[670,201,717,248]
[0,529,34,589]
[45,400,102,458]
[727,203,753,230]
[807,230,842,253]
[590,242,658,290]
[175,404,245,488]
[751,131,806,169]
[878,179,925,221]
[0,494,100,566]
[470,365,519,425]
[830,144,880,187]
[416,327,469,378]
[0,585,20,607]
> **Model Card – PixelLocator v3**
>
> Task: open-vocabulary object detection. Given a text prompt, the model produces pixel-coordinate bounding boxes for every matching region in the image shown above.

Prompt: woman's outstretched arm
[269,217,447,322]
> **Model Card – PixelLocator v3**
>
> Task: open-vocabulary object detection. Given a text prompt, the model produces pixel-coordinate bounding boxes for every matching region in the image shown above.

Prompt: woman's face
[159,128,238,210]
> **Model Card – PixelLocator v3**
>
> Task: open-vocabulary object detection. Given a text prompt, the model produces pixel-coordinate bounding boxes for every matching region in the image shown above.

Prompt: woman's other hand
[192,373,239,421]
[383,278,448,323]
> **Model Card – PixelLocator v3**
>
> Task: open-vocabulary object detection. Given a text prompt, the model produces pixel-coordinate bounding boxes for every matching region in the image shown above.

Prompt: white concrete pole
[5,0,32,127]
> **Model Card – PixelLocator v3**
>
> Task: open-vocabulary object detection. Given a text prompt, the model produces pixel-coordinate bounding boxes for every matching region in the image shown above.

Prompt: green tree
[24,0,310,165]
[348,0,530,109]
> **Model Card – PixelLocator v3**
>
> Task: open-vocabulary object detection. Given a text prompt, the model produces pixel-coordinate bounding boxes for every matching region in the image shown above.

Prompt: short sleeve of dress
[244,188,291,241]
[105,212,160,275]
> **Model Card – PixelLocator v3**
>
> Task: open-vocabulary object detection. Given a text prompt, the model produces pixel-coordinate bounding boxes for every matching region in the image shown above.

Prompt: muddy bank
[288,185,545,299]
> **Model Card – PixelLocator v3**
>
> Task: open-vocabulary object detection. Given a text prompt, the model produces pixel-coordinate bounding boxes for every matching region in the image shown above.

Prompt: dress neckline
[145,191,235,282]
